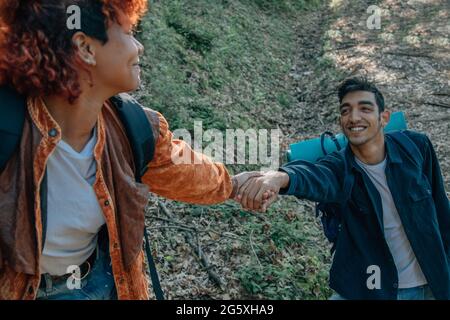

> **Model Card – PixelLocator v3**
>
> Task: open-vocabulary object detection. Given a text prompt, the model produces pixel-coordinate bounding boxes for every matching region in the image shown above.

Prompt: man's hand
[230,171,264,199]
[235,170,289,212]
[231,171,276,211]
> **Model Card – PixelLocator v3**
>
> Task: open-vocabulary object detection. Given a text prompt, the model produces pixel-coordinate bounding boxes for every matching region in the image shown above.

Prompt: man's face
[92,14,144,93]
[339,91,389,147]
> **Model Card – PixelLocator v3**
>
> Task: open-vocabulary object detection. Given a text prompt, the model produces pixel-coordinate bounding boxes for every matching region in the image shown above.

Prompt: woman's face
[88,15,144,94]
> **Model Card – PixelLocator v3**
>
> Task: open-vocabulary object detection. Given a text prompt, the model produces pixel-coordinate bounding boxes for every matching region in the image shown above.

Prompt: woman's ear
[72,32,97,66]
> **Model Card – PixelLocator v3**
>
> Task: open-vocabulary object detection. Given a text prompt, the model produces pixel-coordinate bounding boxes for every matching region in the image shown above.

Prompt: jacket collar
[27,96,62,143]
[384,133,403,164]
[27,96,106,158]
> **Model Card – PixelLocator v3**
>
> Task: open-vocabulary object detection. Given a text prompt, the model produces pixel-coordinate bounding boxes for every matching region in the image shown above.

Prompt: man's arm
[279,153,346,203]
[141,111,232,205]
[236,152,347,211]
[422,135,450,257]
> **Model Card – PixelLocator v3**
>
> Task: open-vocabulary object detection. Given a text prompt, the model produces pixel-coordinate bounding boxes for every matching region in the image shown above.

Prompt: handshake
[230,171,290,212]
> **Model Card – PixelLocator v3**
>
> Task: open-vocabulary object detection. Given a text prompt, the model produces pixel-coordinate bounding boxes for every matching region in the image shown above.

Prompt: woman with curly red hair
[0,0,243,300]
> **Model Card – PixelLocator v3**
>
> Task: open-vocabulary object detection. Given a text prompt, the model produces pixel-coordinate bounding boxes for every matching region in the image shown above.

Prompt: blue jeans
[329,285,435,300]
[37,245,117,300]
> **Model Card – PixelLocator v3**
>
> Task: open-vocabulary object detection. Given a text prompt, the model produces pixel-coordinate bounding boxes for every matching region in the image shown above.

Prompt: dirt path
[284,0,449,190]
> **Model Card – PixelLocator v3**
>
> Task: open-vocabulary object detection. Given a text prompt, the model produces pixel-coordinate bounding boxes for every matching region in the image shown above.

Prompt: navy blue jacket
[280,130,450,299]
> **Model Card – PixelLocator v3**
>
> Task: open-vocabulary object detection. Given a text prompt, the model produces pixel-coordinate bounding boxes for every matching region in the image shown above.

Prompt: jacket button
[48,128,58,137]
[113,242,119,249]
[104,200,110,206]
[393,282,398,289]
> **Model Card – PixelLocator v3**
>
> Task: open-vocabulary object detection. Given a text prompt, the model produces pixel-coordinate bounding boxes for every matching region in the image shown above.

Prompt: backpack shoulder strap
[110,93,155,182]
[0,90,156,179]
[110,93,165,300]
[0,86,26,172]
[387,130,424,168]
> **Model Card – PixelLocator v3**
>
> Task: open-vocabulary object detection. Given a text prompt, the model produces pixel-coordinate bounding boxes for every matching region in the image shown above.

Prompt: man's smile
[347,124,368,133]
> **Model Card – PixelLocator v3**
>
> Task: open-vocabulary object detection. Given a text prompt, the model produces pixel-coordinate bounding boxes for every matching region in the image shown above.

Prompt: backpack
[315,129,423,254]
[315,132,345,253]
[0,86,164,300]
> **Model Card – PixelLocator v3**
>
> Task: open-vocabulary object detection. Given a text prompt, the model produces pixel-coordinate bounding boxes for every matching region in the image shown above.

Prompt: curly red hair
[0,0,148,103]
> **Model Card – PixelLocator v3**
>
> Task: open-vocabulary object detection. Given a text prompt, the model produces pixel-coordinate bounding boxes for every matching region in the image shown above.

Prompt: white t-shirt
[355,156,427,288]
[40,128,106,276]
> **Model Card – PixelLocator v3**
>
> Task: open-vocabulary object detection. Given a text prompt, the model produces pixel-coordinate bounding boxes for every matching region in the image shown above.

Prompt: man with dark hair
[338,77,385,112]
[235,77,450,300]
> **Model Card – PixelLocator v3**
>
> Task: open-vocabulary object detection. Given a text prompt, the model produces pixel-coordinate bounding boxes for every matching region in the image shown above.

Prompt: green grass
[181,197,332,299]
[137,0,318,131]
[235,206,332,299]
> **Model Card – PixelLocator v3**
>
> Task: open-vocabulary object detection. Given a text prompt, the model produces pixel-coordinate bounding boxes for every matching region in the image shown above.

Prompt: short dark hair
[338,77,385,112]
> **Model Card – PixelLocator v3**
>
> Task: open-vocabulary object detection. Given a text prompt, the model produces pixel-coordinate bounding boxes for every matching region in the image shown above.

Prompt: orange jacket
[0,96,232,299]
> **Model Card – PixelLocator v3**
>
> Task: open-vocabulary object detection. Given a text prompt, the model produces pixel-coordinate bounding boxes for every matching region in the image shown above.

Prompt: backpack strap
[143,226,165,299]
[320,131,342,156]
[0,86,49,249]
[0,88,157,178]
[110,93,155,182]
[0,86,26,171]
[109,93,165,300]
[386,130,424,169]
